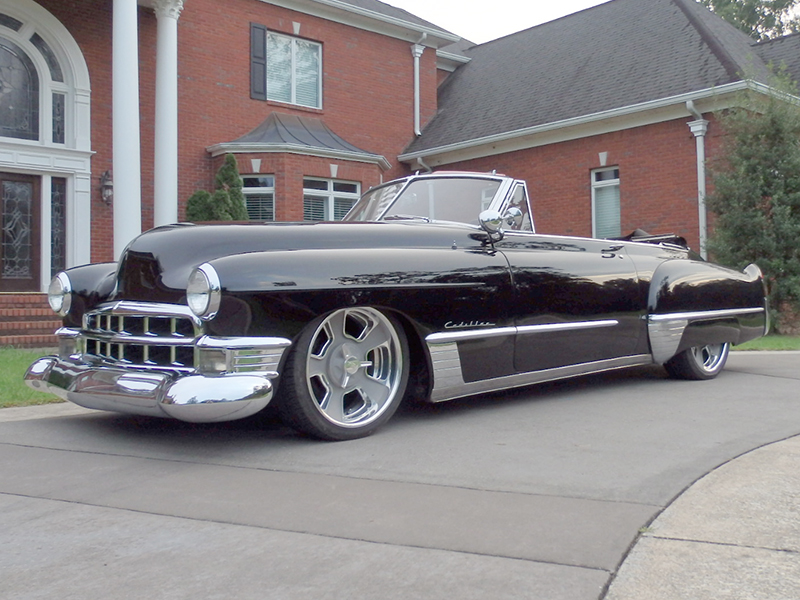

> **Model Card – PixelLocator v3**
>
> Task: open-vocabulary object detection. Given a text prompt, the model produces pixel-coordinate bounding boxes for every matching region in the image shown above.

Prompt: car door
[495,232,646,373]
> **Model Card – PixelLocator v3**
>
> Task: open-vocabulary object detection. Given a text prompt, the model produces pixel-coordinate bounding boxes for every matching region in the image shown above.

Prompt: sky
[385,0,610,44]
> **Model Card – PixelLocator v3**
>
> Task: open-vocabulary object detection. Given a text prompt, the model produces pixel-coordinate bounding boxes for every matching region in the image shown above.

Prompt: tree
[706,73,800,333]
[698,0,800,41]
[185,154,249,221]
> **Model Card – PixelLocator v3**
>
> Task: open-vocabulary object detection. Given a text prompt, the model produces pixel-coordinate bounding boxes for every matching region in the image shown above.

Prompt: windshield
[344,177,502,223]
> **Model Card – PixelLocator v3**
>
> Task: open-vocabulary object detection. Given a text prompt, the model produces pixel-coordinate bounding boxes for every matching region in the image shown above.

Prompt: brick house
[1,0,800,310]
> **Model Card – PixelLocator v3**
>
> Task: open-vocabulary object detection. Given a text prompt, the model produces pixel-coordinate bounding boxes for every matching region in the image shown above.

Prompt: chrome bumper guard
[25,328,292,423]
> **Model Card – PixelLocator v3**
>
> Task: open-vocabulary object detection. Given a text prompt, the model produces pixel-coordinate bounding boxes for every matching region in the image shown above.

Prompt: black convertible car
[26,172,768,440]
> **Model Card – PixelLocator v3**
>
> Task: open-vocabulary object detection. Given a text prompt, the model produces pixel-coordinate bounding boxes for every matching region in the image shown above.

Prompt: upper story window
[251,24,322,109]
[242,175,275,221]
[592,167,621,238]
[303,178,359,221]
[0,13,69,145]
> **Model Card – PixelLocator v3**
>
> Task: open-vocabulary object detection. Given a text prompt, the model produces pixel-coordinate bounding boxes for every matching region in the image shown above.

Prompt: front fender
[60,262,117,327]
[202,247,514,340]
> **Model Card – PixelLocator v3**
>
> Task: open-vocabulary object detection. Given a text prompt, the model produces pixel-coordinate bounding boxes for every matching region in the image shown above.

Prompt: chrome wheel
[664,342,730,380]
[280,307,409,440]
[689,343,728,374]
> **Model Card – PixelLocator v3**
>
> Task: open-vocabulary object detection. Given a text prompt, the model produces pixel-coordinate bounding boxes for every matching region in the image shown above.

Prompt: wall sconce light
[100,170,113,205]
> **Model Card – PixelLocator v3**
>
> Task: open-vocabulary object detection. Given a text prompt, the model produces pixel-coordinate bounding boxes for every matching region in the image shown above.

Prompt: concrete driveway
[1,351,798,599]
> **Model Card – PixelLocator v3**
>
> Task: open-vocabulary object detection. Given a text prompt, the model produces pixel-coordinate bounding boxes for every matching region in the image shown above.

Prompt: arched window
[0,11,68,145]
[0,36,39,140]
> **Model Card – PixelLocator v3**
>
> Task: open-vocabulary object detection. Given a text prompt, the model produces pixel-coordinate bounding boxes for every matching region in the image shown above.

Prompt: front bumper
[25,332,292,423]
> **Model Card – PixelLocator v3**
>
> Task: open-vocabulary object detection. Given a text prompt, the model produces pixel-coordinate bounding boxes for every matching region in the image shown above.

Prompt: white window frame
[267,31,322,109]
[242,175,275,221]
[303,178,360,221]
[591,167,621,238]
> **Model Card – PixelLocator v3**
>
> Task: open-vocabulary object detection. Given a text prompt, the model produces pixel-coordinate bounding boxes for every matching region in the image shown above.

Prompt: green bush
[185,154,248,222]
[707,72,800,333]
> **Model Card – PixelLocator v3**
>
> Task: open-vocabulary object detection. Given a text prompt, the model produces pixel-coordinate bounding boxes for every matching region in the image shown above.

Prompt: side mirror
[479,210,504,235]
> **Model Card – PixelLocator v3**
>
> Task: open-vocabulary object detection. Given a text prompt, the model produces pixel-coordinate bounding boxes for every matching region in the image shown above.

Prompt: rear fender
[647,261,768,363]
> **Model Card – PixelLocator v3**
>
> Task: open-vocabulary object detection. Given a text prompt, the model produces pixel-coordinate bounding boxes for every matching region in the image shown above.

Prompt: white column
[153,0,183,226]
[112,0,142,259]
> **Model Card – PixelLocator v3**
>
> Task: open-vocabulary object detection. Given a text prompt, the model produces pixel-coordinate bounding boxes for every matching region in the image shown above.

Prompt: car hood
[115,220,486,302]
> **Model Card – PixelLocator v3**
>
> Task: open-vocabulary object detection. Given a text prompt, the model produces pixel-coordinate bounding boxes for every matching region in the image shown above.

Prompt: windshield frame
[343,173,513,225]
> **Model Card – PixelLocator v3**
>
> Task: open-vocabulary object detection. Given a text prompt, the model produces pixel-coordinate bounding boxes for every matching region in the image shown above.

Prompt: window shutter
[245,194,274,221]
[303,196,326,221]
[333,197,355,220]
[250,23,267,100]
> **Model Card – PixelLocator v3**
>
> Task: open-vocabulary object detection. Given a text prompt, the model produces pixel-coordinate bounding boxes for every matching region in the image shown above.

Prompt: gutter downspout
[412,33,426,136]
[687,100,709,259]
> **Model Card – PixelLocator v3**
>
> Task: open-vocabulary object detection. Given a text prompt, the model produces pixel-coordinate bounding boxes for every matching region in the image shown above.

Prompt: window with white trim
[242,175,275,221]
[591,168,621,238]
[0,15,69,145]
[250,24,322,109]
[303,178,360,221]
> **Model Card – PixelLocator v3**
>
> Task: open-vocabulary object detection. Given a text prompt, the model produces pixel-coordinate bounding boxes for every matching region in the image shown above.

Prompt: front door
[0,173,40,292]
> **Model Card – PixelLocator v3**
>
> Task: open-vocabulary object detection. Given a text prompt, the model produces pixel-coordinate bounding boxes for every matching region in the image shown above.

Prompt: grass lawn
[0,348,63,409]
[734,334,800,351]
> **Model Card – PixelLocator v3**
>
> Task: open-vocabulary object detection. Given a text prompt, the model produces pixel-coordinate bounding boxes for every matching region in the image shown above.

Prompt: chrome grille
[81,302,203,369]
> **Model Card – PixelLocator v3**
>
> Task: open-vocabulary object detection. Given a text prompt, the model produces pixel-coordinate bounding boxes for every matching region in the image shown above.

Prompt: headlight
[186,263,221,320]
[48,272,72,316]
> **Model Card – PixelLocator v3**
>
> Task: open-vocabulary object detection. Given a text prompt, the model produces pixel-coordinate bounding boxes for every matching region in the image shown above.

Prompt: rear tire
[664,342,730,380]
[278,307,409,441]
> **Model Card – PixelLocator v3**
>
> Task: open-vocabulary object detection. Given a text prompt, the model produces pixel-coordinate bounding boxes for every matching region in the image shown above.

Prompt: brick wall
[38,0,434,262]
[443,117,723,251]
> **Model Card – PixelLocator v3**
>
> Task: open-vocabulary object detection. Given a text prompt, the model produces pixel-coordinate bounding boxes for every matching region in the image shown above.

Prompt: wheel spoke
[319,388,345,423]
[350,370,391,405]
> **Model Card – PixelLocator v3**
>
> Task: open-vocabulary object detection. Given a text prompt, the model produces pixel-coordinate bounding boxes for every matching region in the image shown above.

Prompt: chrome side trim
[427,342,466,391]
[427,326,515,344]
[647,307,766,364]
[516,320,618,335]
[427,354,653,403]
[427,319,619,345]
[648,318,689,365]
[648,307,764,322]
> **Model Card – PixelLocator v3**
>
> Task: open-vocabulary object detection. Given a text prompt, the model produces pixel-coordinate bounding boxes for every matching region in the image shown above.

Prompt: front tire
[279,307,409,440]
[664,342,730,380]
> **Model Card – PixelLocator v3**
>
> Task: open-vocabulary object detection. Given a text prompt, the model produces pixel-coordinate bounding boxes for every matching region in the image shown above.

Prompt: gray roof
[755,33,800,82]
[232,111,369,153]
[211,112,390,168]
[407,0,773,155]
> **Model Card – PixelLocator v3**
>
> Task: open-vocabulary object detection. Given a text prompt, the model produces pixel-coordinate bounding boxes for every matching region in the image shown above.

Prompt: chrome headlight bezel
[186,263,221,320]
[48,272,73,317]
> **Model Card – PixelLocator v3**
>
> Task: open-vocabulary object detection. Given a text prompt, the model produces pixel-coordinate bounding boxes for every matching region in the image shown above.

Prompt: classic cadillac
[26,172,768,440]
